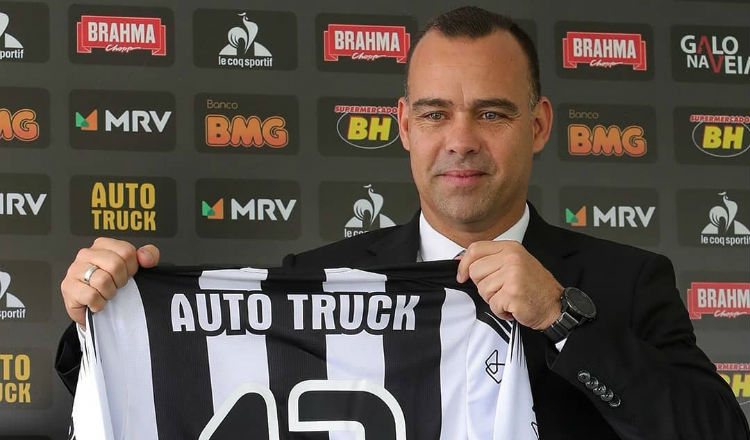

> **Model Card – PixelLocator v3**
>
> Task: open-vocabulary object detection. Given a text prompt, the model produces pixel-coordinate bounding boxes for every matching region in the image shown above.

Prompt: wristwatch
[543,287,596,343]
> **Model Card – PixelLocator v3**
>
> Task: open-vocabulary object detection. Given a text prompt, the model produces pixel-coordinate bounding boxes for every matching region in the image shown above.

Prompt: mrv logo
[0,173,50,234]
[70,90,176,151]
[561,187,659,246]
[196,178,301,239]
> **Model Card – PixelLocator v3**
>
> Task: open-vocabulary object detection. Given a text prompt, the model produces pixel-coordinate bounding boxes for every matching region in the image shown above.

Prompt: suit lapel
[365,211,421,266]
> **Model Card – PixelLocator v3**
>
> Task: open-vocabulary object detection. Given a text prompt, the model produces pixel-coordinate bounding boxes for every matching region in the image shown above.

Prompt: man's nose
[445,115,480,155]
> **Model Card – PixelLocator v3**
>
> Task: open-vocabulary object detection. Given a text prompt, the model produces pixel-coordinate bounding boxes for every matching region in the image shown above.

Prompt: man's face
[398,30,552,235]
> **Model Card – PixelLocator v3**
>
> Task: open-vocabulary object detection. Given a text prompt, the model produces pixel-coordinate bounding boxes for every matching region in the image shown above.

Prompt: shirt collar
[418,203,530,262]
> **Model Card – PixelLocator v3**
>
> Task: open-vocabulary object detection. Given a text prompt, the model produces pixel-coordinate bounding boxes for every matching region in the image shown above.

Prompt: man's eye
[481,111,502,120]
[424,112,444,120]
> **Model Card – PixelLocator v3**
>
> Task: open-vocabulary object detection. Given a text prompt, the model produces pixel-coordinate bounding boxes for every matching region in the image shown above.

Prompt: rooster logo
[0,12,23,49]
[219,13,271,57]
[0,271,25,309]
[701,192,750,236]
[344,185,395,236]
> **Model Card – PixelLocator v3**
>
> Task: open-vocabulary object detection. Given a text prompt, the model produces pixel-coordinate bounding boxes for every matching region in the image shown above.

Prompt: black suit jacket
[281,205,749,440]
[56,205,749,439]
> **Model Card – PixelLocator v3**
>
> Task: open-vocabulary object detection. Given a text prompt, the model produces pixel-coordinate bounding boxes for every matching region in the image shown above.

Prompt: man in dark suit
[57,6,749,439]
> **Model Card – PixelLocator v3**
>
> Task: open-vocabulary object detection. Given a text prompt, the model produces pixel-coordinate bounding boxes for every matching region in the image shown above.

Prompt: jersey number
[199,380,407,440]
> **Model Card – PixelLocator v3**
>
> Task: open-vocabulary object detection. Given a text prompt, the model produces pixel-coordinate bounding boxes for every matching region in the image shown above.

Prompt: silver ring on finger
[82,265,100,285]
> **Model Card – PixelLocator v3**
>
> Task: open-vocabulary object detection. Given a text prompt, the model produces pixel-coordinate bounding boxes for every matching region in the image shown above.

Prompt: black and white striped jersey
[72,261,537,440]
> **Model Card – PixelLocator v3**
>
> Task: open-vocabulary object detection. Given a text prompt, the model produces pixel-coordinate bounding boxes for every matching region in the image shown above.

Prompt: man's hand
[456,240,563,330]
[60,238,160,327]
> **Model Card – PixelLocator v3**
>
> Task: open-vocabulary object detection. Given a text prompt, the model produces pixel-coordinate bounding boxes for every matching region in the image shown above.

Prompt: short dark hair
[404,6,540,108]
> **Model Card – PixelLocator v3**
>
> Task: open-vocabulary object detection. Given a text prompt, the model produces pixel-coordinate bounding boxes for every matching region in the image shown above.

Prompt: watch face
[566,287,597,319]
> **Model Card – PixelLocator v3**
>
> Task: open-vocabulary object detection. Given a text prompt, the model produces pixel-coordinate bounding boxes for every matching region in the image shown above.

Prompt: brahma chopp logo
[558,103,656,162]
[0,349,51,408]
[318,181,418,241]
[677,189,750,247]
[0,1,49,63]
[0,260,50,323]
[686,281,749,319]
[672,26,749,83]
[674,107,750,165]
[317,97,405,157]
[556,22,653,80]
[0,87,49,149]
[196,178,300,239]
[193,9,296,70]
[316,14,416,74]
[560,186,659,246]
[70,89,175,151]
[195,93,298,154]
[70,176,177,237]
[69,5,173,66]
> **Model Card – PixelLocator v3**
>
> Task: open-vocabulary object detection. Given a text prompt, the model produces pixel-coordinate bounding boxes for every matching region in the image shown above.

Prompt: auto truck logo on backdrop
[0,261,50,323]
[560,186,659,246]
[559,103,656,162]
[196,178,300,239]
[673,107,750,165]
[69,5,173,66]
[70,90,175,151]
[70,176,177,237]
[316,14,416,74]
[0,2,49,63]
[0,87,49,149]
[672,26,749,83]
[687,281,749,319]
[317,97,405,157]
[556,22,653,80]
[0,349,51,408]
[0,173,49,235]
[193,9,296,70]
[677,189,750,247]
[195,93,298,154]
[319,181,418,241]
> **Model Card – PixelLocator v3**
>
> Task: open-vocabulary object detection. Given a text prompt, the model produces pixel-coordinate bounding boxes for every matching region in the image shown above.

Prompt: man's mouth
[438,170,487,186]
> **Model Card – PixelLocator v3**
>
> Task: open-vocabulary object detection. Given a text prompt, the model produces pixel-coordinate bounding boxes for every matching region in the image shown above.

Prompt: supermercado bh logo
[674,107,750,165]
[317,97,405,157]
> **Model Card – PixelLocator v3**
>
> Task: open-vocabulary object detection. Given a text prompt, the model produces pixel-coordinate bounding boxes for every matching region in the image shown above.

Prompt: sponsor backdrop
[0,0,748,437]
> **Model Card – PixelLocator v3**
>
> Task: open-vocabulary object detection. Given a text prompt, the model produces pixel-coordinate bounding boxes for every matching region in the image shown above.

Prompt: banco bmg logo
[560,104,656,162]
[0,87,49,149]
[196,94,298,154]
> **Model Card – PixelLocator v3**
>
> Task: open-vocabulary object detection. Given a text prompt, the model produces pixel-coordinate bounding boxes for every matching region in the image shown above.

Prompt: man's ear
[398,96,410,152]
[531,96,553,154]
